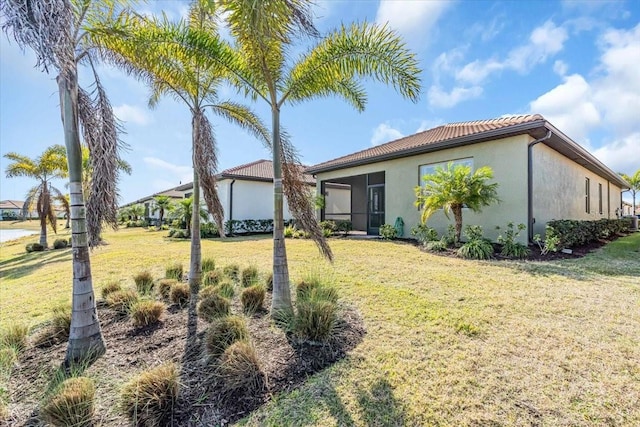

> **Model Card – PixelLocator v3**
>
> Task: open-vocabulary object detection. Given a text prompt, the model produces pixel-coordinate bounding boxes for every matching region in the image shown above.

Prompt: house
[621,201,639,217]
[306,114,629,243]
[121,182,192,221]
[121,159,350,226]
[0,200,25,220]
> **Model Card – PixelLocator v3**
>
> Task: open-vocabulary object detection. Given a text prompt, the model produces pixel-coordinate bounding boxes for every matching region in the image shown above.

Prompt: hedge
[546,218,631,250]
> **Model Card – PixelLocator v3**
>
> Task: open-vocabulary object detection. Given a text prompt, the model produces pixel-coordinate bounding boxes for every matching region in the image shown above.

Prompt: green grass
[1,227,639,425]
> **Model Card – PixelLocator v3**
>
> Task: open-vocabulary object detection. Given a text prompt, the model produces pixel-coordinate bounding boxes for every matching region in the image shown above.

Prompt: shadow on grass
[356,378,408,427]
[0,249,72,280]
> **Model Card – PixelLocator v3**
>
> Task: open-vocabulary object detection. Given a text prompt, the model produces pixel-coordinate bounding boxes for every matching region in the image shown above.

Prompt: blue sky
[1,0,639,205]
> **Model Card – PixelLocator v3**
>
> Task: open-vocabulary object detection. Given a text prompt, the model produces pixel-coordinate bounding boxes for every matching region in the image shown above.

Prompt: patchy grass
[1,227,639,425]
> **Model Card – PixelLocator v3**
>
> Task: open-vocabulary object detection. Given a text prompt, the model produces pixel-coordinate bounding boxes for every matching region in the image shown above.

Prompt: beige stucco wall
[532,143,623,236]
[317,134,531,242]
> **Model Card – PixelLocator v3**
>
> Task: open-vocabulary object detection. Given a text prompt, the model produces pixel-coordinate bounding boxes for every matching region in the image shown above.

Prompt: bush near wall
[546,218,631,250]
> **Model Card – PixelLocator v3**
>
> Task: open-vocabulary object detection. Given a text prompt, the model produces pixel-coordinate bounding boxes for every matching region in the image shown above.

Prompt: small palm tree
[4,145,68,247]
[152,195,173,227]
[415,163,500,244]
[620,170,640,216]
[129,204,145,221]
[171,197,208,237]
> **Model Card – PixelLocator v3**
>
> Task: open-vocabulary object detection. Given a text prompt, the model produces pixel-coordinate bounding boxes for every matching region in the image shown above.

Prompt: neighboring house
[621,201,639,217]
[121,159,350,225]
[121,183,192,220]
[0,200,25,220]
[306,114,629,243]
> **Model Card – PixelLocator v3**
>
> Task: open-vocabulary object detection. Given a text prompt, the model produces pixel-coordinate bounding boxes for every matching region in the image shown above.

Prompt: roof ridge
[222,159,271,174]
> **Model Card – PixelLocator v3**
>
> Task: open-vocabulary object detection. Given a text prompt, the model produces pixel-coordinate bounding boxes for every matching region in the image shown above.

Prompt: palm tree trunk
[58,70,106,366]
[189,125,202,295]
[39,182,48,248]
[453,204,463,244]
[271,106,293,315]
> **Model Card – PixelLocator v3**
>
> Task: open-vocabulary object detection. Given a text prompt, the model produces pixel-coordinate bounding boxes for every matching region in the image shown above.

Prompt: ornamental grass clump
[215,280,235,299]
[241,266,259,287]
[223,264,240,282]
[216,342,266,400]
[201,257,216,273]
[292,275,340,342]
[120,364,179,427]
[130,300,166,328]
[0,322,28,352]
[198,294,230,322]
[203,269,222,287]
[165,262,183,280]
[100,280,122,300]
[106,289,139,315]
[133,271,154,295]
[52,238,68,249]
[0,347,18,374]
[41,377,95,427]
[265,272,273,292]
[156,279,177,300]
[205,316,249,358]
[50,305,71,341]
[296,277,338,304]
[241,285,266,314]
[169,283,190,307]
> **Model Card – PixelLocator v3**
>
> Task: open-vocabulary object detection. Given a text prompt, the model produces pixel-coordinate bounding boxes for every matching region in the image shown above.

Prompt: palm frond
[23,185,41,217]
[208,101,270,148]
[4,152,38,178]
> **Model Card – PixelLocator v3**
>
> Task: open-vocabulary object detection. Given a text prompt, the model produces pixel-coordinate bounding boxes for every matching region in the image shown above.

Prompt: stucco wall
[218,179,298,222]
[316,134,531,242]
[532,143,623,236]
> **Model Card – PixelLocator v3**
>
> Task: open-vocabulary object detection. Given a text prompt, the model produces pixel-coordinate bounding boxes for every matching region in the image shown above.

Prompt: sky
[1,0,639,205]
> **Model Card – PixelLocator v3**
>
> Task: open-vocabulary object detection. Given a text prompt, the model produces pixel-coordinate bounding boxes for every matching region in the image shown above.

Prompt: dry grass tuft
[120,363,179,427]
[156,279,177,300]
[241,266,259,287]
[216,342,266,400]
[100,280,122,300]
[105,289,139,315]
[133,271,155,295]
[203,269,222,287]
[197,294,230,322]
[165,262,183,281]
[41,377,95,427]
[222,264,240,281]
[205,316,249,358]
[201,257,216,273]
[169,283,190,307]
[0,322,28,352]
[241,285,266,314]
[130,300,166,328]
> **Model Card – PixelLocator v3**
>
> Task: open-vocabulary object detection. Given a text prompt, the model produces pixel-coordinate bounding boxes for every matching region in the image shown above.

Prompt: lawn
[1,226,639,425]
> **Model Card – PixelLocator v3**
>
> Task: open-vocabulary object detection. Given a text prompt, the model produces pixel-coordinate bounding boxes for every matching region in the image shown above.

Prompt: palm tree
[171,197,208,237]
[620,170,640,216]
[415,163,500,244]
[152,195,173,227]
[4,145,68,247]
[1,0,132,365]
[80,146,132,203]
[95,1,270,295]
[207,0,422,314]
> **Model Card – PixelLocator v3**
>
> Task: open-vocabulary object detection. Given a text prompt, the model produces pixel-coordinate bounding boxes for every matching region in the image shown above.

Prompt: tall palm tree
[4,145,68,247]
[1,0,132,365]
[415,163,500,243]
[152,195,173,227]
[95,1,270,295]
[620,170,640,216]
[203,0,422,314]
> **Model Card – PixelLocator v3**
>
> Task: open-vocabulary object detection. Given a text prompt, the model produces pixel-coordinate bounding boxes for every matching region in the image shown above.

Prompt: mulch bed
[5,290,365,426]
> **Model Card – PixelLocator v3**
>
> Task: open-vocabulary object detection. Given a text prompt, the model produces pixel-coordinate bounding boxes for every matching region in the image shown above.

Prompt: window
[419,157,474,185]
[598,183,603,215]
[585,178,590,214]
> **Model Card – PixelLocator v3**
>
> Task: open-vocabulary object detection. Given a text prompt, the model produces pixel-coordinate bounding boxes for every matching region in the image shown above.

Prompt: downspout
[528,130,553,242]
[229,179,235,225]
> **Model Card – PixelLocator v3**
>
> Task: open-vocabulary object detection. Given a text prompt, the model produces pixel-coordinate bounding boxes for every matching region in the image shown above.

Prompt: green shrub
[533,232,560,255]
[205,316,249,358]
[411,224,438,244]
[379,224,397,240]
[265,272,273,292]
[319,220,337,235]
[156,279,177,299]
[223,264,240,281]
[241,266,259,287]
[496,222,530,259]
[133,271,154,295]
[26,242,45,252]
[198,294,231,322]
[283,225,296,238]
[0,322,28,352]
[203,269,222,287]
[120,364,179,427]
[545,218,631,250]
[101,281,122,300]
[216,342,265,399]
[106,289,139,314]
[130,300,166,328]
[336,220,352,236]
[165,262,183,280]
[241,285,266,314]
[169,283,190,307]
[201,257,216,273]
[25,243,34,253]
[41,377,95,427]
[294,299,338,342]
[457,239,494,260]
[443,224,457,246]
[425,239,448,252]
[172,229,188,239]
[52,239,68,249]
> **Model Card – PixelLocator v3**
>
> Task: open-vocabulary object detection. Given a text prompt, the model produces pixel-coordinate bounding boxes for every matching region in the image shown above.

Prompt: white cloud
[428,85,483,109]
[416,119,444,133]
[375,0,451,39]
[592,133,640,175]
[143,157,192,184]
[113,104,152,126]
[371,123,404,146]
[456,59,503,86]
[553,60,568,76]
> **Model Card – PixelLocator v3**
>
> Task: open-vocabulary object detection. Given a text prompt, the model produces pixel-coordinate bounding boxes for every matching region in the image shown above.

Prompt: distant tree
[152,195,173,227]
[620,170,640,216]
[129,204,145,221]
[171,197,208,237]
[4,145,68,247]
[415,163,500,243]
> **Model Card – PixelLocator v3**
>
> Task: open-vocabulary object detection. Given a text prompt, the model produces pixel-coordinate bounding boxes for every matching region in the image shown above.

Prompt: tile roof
[0,200,24,210]
[307,114,546,173]
[220,159,315,184]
